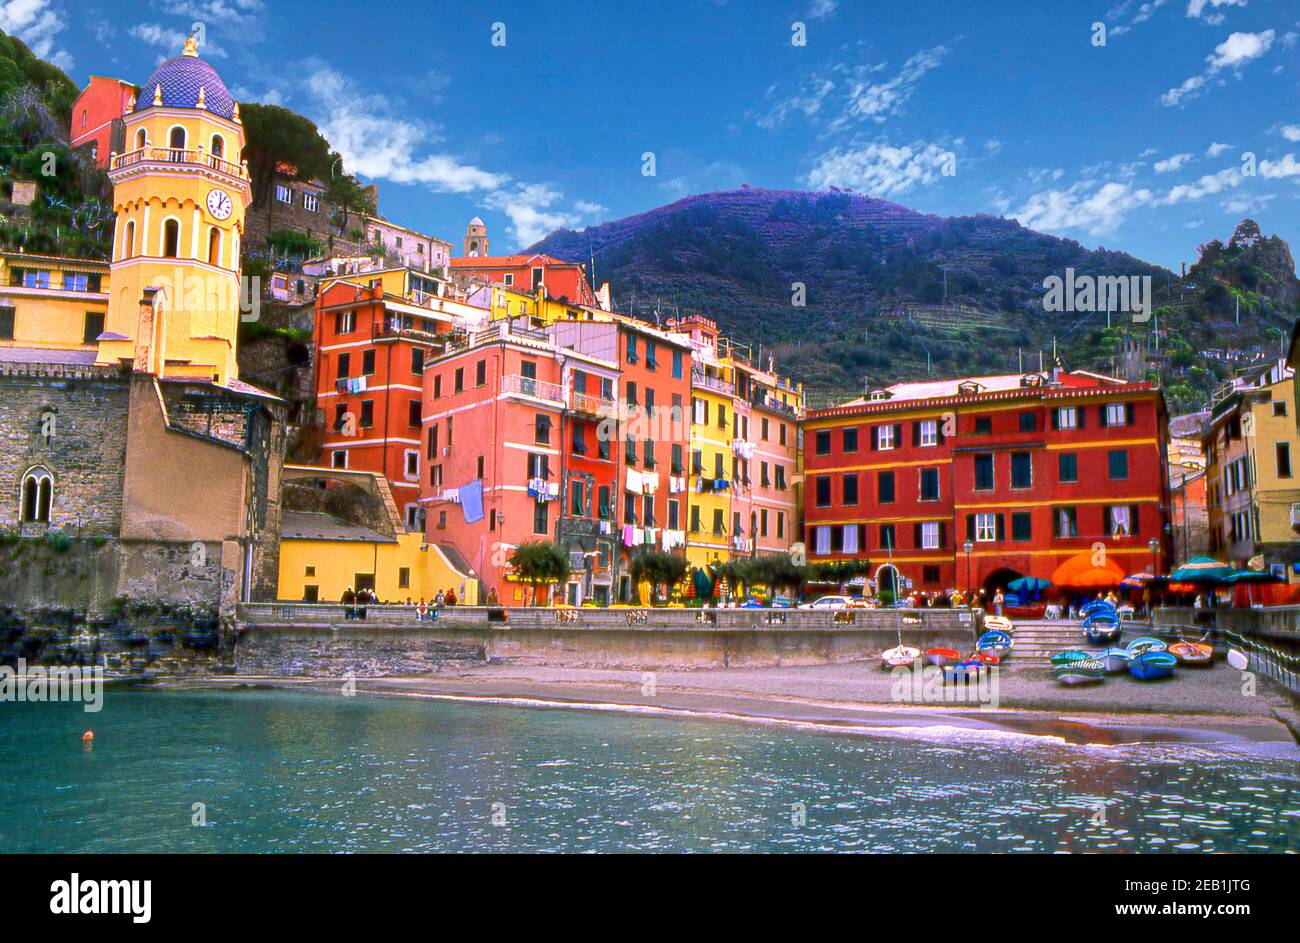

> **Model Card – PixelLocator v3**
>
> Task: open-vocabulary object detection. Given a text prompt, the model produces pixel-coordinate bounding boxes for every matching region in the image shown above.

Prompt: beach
[189,659,1300,747]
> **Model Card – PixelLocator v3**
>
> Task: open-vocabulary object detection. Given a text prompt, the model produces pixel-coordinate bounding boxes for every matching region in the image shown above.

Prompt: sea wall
[1155,605,1300,695]
[234,604,981,675]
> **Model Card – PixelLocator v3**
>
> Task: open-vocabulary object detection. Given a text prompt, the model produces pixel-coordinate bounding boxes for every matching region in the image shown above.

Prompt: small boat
[972,651,1001,666]
[1051,649,1094,665]
[1053,658,1106,685]
[1128,650,1177,680]
[982,615,1014,633]
[1227,648,1249,671]
[925,647,962,667]
[1167,641,1213,666]
[881,645,921,669]
[1125,636,1168,656]
[1083,614,1122,645]
[976,629,1013,660]
[943,659,986,683]
[1080,600,1116,618]
[1099,648,1132,674]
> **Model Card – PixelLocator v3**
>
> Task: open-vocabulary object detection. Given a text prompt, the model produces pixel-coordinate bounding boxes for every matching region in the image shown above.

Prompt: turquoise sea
[1,689,1296,853]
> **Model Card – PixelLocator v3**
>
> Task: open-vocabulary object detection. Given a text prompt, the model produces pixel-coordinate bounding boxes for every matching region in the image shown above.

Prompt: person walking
[445,588,457,607]
[992,588,1005,617]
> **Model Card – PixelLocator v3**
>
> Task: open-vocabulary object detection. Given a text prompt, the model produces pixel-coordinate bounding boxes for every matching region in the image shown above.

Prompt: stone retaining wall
[234,605,981,674]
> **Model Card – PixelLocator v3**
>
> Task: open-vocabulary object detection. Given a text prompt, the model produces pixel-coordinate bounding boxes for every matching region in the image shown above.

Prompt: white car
[801,595,850,610]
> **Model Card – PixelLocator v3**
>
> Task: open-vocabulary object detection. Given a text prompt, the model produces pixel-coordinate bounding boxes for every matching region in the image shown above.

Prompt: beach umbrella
[1120,571,1156,589]
[1170,556,1235,584]
[1007,576,1051,598]
[1050,552,1126,588]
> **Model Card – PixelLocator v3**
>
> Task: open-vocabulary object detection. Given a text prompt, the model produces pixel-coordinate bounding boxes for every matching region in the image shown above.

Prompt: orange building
[314,273,460,529]
[450,219,598,306]
[69,76,137,168]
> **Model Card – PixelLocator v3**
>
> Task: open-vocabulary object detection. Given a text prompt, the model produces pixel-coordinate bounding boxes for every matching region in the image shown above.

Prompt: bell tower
[464,217,488,257]
[97,34,251,385]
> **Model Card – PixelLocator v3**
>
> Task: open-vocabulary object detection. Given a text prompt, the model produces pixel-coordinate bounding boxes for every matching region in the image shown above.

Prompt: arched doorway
[875,564,900,598]
[982,566,1022,598]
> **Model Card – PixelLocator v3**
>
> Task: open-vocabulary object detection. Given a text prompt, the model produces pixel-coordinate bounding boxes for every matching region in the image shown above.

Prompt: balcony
[110,145,248,180]
[502,374,563,403]
[750,391,801,419]
[569,389,618,419]
[691,367,734,396]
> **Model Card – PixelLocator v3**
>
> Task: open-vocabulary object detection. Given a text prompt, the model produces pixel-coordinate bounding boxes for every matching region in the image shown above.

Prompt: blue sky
[5,0,1299,268]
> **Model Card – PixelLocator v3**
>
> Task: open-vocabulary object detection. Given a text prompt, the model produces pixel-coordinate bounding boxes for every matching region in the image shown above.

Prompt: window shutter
[966,514,975,541]
[1053,510,1061,538]
[893,424,903,446]
[1077,408,1086,429]
[1098,404,1108,427]
[1051,409,1060,430]
[938,522,947,547]
[1103,506,1112,534]
[1130,504,1140,534]
[913,522,922,547]
[870,426,879,450]
[1126,403,1135,425]
[995,513,1006,540]
[912,422,920,447]
[936,422,945,444]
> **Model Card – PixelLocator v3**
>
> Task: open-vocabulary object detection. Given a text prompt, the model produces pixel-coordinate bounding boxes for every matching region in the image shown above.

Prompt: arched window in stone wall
[162,218,180,258]
[208,227,221,266]
[124,219,136,258]
[20,467,53,524]
[211,134,225,158]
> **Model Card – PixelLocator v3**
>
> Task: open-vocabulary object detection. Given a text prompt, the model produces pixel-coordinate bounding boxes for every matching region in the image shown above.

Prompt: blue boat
[1128,650,1177,680]
[943,659,986,683]
[1126,636,1168,656]
[976,629,1013,660]
[1080,600,1116,618]
[1083,613,1122,645]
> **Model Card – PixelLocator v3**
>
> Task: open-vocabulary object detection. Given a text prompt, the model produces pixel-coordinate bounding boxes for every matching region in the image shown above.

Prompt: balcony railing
[110,145,248,180]
[691,367,734,396]
[502,374,563,403]
[750,391,801,418]
[569,389,618,418]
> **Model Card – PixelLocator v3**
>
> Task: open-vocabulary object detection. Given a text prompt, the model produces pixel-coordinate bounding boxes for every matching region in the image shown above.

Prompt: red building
[802,367,1171,598]
[419,317,623,604]
[450,251,597,307]
[70,76,137,168]
[314,273,460,529]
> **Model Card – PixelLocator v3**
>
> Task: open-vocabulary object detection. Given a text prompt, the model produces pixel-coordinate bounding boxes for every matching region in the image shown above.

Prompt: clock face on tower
[206,189,233,220]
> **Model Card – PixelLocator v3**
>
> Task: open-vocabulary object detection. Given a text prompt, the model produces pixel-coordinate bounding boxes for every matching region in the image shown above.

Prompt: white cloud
[484,183,600,246]
[1159,166,1243,203]
[804,140,956,196]
[1186,0,1247,20]
[160,0,264,22]
[1205,141,1233,156]
[753,77,836,129]
[1280,125,1300,142]
[1154,152,1194,172]
[834,44,950,127]
[1221,192,1273,214]
[807,0,837,18]
[1012,181,1153,236]
[305,67,507,193]
[130,22,227,58]
[1161,29,1275,106]
[0,0,73,69]
[1259,153,1300,178]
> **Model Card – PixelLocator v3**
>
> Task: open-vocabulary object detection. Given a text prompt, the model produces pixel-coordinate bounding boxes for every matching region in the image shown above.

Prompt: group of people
[902,589,982,609]
[340,587,377,621]
[337,587,459,621]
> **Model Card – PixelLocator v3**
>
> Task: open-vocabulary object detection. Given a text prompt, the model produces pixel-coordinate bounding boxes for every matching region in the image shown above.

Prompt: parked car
[801,595,850,610]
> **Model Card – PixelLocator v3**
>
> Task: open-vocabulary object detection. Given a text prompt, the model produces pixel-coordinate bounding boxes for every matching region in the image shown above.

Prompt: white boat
[881,645,920,669]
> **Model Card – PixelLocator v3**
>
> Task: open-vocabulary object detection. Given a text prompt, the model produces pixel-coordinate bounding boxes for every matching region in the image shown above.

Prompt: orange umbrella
[1050,552,1126,588]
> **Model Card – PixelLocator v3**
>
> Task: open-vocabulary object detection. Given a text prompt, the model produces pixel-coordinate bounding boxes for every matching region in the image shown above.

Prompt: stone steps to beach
[1002,620,1102,668]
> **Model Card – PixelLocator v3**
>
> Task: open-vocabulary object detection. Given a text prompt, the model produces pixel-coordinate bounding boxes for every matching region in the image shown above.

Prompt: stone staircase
[1005,619,1092,668]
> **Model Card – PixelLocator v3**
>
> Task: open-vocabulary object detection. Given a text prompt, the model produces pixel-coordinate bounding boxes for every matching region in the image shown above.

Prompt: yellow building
[96,36,251,385]
[1203,359,1300,579]
[0,252,110,357]
[276,466,478,603]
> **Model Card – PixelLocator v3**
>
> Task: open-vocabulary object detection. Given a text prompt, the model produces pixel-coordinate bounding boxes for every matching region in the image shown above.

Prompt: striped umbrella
[1120,571,1156,589]
[1170,556,1236,584]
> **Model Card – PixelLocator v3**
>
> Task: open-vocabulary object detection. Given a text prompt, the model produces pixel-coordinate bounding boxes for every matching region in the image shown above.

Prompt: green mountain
[531,189,1299,411]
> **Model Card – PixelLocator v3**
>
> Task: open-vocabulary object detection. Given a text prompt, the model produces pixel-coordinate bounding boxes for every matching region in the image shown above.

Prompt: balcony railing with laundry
[568,389,619,419]
[691,367,734,396]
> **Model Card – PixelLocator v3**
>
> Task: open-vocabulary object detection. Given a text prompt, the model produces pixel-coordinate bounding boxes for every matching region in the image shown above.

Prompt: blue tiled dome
[139,54,236,120]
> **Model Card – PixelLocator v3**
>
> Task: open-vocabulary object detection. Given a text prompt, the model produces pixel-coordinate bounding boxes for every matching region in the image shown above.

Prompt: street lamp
[962,539,974,601]
[1148,537,1160,575]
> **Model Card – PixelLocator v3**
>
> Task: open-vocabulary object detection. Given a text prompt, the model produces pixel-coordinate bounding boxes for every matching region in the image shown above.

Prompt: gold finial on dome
[196,85,207,110]
[124,91,136,114]
[153,83,163,106]
[232,101,240,122]
[183,34,199,57]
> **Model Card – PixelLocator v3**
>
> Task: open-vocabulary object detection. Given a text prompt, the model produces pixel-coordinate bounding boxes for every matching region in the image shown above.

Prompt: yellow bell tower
[97,35,251,385]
